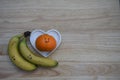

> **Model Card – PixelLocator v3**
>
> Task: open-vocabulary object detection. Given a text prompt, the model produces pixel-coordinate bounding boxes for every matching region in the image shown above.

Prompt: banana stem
[15,34,24,39]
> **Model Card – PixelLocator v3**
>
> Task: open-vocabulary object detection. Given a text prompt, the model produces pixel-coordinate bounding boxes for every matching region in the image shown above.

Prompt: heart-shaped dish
[30,29,61,57]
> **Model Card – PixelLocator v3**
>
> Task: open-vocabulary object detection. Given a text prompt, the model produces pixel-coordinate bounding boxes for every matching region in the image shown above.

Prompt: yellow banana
[8,34,37,71]
[19,37,58,67]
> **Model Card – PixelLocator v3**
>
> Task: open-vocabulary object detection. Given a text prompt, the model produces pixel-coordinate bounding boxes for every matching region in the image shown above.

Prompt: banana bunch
[8,33,58,71]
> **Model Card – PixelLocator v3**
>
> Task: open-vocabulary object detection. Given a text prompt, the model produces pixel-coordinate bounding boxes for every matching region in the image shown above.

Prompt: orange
[35,34,56,51]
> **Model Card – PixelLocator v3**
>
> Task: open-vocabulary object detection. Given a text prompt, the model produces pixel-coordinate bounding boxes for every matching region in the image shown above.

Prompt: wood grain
[0,0,120,80]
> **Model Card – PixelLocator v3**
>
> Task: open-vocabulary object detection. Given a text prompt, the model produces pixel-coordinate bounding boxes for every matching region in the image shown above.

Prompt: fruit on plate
[19,37,58,67]
[35,34,56,51]
[8,31,59,71]
[8,34,37,71]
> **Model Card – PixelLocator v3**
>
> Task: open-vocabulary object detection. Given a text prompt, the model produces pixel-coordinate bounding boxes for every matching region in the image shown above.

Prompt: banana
[8,34,37,71]
[19,37,58,67]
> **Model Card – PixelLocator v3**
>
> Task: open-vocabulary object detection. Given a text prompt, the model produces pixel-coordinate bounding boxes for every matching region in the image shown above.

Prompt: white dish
[30,29,61,57]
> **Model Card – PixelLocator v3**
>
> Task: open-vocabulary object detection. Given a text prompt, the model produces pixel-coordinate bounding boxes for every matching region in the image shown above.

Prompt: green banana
[8,34,37,71]
[19,37,58,67]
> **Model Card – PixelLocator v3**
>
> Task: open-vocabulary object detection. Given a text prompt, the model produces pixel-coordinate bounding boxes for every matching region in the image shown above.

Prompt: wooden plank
[0,0,119,9]
[0,62,120,79]
[0,76,120,80]
[0,61,119,75]
[1,51,120,62]
[97,76,120,80]
[0,76,95,80]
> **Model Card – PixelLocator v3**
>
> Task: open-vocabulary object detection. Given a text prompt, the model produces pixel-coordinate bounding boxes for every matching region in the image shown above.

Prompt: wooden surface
[0,0,120,80]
